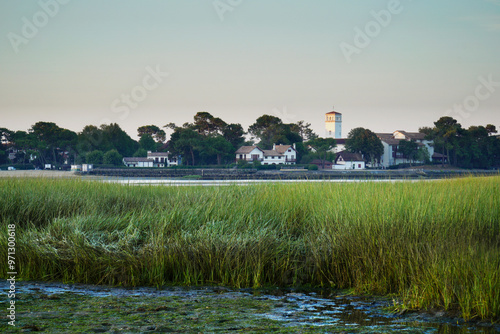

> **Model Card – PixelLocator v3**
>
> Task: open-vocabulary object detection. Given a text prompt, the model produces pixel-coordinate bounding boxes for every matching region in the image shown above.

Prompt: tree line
[420,116,499,169]
[342,117,499,169]
[0,112,319,168]
[1,114,498,169]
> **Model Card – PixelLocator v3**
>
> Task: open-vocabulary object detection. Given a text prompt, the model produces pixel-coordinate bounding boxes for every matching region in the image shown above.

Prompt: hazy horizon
[1,0,499,140]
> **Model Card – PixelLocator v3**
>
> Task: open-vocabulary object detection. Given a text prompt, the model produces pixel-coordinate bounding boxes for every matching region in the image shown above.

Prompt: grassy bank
[1,177,499,321]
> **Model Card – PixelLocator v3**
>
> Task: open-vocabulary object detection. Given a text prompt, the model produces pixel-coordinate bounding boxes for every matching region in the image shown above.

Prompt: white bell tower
[325,107,342,139]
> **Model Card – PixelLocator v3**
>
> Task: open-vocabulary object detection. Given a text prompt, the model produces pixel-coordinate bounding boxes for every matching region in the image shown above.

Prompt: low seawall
[82,168,499,180]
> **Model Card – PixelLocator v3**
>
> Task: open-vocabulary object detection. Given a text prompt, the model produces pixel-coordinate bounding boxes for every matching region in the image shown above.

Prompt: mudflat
[0,170,77,178]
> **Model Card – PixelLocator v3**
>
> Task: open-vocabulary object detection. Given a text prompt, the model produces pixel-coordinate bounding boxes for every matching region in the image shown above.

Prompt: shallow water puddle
[1,281,498,333]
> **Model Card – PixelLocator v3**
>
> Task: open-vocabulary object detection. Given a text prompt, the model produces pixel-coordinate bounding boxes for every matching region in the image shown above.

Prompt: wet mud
[1,281,498,333]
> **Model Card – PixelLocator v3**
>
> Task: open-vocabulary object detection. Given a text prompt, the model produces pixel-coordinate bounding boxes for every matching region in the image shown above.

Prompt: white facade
[147,151,179,167]
[377,131,435,168]
[334,151,365,170]
[123,152,179,168]
[325,111,342,139]
[82,164,93,172]
[333,161,365,170]
[235,144,297,165]
[235,147,265,162]
[123,158,153,168]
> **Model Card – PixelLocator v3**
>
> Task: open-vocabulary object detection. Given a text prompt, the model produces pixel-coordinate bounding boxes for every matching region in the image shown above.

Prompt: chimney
[293,143,296,149]
[272,143,276,150]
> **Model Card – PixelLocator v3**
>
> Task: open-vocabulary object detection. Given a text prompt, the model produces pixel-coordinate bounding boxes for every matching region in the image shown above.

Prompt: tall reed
[1,176,498,320]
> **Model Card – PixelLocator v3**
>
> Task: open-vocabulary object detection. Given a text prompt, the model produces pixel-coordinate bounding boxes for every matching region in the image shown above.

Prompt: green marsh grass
[1,176,499,320]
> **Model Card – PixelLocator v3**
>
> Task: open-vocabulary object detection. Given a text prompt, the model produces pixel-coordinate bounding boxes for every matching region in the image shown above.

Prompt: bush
[308,164,318,170]
[103,149,123,166]
[0,164,35,170]
[237,160,250,169]
[133,148,148,158]
[86,150,104,164]
[257,164,277,170]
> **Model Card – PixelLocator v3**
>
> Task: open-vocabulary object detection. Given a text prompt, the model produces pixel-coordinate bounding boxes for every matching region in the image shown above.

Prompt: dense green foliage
[307,137,337,167]
[1,115,498,169]
[1,177,499,321]
[345,127,384,164]
[420,116,500,169]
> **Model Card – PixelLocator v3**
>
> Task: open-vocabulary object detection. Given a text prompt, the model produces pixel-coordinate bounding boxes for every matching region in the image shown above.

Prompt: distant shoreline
[1,168,498,180]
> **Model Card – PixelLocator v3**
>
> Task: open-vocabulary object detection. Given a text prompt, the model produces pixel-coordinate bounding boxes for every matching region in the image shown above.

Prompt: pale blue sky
[1,0,499,139]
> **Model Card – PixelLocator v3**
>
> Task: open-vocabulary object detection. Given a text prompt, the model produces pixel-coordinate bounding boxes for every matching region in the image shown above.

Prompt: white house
[333,138,346,153]
[334,151,365,170]
[376,131,435,168]
[235,144,297,165]
[235,146,265,162]
[123,157,153,168]
[147,151,179,167]
[122,151,179,168]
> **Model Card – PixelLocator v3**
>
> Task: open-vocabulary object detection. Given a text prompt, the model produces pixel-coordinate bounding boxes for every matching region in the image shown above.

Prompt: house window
[358,164,361,168]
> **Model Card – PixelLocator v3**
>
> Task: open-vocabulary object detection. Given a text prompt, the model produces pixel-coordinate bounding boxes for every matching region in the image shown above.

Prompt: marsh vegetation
[1,176,499,321]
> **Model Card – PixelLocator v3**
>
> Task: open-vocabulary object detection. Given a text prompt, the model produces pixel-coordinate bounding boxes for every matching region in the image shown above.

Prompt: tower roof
[326,111,341,115]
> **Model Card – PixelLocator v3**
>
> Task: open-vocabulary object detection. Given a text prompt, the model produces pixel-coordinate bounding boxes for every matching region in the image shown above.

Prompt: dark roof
[147,152,169,157]
[378,131,428,145]
[376,133,400,145]
[395,131,426,140]
[335,138,347,145]
[123,157,151,162]
[336,151,364,162]
[432,152,448,158]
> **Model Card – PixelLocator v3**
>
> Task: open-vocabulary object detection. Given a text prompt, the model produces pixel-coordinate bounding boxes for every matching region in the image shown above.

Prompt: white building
[147,151,179,167]
[235,144,297,165]
[325,110,342,139]
[333,151,365,170]
[122,151,179,168]
[376,131,435,168]
[123,158,154,168]
[332,138,346,153]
